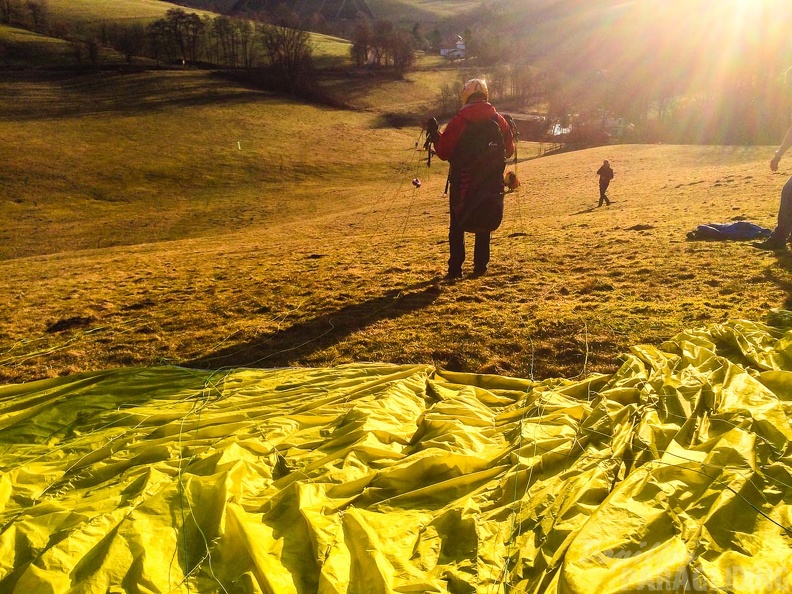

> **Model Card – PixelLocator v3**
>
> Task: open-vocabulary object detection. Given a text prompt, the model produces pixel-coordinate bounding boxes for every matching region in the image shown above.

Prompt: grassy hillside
[365,0,482,24]
[171,0,484,23]
[0,24,78,67]
[1,70,790,386]
[319,66,458,117]
[0,70,411,258]
[310,32,352,62]
[44,0,215,24]
[0,0,352,67]
[0,0,209,70]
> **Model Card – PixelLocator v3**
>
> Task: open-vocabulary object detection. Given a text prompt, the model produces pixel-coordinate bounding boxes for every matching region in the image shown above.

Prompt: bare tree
[146,19,170,65]
[110,22,146,64]
[488,65,508,100]
[271,3,299,28]
[1,0,19,25]
[212,16,235,66]
[259,22,314,95]
[391,30,415,78]
[437,83,460,116]
[183,11,204,64]
[165,8,190,64]
[236,18,256,69]
[25,0,47,32]
[145,9,206,66]
[214,16,251,68]
[161,8,204,65]
[350,17,372,67]
[510,65,535,107]
[372,19,393,66]
[85,36,100,67]
[68,37,83,65]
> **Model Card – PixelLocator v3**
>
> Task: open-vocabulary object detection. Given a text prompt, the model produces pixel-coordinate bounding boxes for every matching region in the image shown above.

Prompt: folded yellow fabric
[1,319,791,593]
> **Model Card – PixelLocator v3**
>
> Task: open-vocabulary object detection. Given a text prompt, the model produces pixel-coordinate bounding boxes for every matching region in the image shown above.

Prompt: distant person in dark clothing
[753,123,792,250]
[426,78,515,280]
[596,160,613,207]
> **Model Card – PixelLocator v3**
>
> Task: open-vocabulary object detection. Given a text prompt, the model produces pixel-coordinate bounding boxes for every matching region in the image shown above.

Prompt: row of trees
[132,9,413,91]
[85,9,307,74]
[349,18,415,76]
[143,10,251,68]
[3,0,419,94]
[2,0,51,31]
[11,0,787,145]
[1,2,324,94]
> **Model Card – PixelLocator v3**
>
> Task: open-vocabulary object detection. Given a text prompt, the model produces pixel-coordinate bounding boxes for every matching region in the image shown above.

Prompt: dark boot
[752,236,787,250]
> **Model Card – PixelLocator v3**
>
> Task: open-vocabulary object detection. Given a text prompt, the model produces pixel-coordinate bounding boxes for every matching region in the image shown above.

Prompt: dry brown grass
[2,70,791,385]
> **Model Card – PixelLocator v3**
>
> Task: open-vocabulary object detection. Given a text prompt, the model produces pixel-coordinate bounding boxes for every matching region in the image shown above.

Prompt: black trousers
[599,180,611,206]
[448,210,490,276]
[768,175,792,242]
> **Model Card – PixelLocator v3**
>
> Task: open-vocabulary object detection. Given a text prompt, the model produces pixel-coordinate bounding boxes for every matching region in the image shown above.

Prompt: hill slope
[43,0,216,23]
[172,0,482,22]
[0,23,78,68]
[1,70,790,385]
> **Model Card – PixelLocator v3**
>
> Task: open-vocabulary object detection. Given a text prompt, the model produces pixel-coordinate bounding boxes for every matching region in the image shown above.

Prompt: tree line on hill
[172,0,374,22]
[3,0,790,145]
[0,1,417,96]
[1,0,50,32]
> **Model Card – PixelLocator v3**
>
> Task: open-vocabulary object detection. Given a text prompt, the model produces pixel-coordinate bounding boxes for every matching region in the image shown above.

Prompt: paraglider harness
[503,114,520,191]
[425,114,518,233]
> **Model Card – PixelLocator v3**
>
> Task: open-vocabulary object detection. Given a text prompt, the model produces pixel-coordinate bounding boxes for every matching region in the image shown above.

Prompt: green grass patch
[0,24,80,68]
[0,70,410,258]
[310,32,352,65]
[45,0,215,25]
[366,0,482,23]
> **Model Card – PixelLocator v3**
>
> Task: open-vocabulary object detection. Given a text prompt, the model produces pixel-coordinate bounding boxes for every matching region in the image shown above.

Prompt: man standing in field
[426,79,515,281]
[753,123,792,250]
[596,160,614,207]
[753,67,792,250]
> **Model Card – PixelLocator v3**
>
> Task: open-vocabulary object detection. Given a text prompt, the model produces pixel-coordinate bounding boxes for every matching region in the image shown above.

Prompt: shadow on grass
[0,70,270,121]
[185,278,441,370]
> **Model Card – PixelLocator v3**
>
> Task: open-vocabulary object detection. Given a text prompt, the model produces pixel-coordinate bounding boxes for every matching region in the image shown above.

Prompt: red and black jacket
[434,101,515,163]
